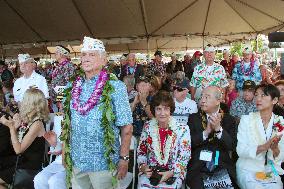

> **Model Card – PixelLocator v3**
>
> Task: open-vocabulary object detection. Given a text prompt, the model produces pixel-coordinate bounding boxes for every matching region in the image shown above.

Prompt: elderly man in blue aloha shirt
[232,47,262,91]
[63,37,133,189]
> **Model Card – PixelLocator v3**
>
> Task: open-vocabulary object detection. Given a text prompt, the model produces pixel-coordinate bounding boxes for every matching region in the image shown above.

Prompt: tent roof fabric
[0,0,284,57]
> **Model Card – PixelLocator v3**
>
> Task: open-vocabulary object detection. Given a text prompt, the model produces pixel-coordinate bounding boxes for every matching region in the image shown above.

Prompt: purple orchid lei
[71,69,109,115]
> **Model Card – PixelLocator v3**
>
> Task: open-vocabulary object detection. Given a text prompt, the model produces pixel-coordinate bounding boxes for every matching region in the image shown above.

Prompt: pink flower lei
[71,69,109,115]
[240,60,255,76]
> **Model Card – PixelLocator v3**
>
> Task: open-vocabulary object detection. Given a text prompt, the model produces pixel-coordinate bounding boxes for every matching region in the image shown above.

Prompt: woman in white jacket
[236,84,284,189]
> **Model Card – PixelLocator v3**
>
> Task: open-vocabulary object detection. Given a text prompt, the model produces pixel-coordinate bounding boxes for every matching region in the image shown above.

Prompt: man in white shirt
[173,78,197,125]
[13,54,49,102]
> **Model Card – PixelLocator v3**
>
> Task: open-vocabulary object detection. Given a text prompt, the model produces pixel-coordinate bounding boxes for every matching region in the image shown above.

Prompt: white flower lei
[149,117,178,165]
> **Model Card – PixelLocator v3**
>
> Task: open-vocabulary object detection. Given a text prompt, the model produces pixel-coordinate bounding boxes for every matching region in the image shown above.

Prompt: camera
[149,166,176,186]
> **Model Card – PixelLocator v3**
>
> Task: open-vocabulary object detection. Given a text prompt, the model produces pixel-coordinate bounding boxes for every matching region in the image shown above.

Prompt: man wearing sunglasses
[172,78,198,125]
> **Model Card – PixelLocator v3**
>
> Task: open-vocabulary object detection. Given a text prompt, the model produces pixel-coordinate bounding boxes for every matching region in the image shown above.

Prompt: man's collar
[24,70,36,79]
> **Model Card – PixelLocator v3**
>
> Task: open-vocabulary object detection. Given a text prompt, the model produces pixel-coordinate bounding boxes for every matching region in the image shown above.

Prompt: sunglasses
[173,86,187,92]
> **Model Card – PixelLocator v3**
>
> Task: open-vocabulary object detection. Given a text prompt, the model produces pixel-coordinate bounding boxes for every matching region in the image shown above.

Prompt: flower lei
[148,117,177,165]
[126,64,137,75]
[273,115,284,134]
[18,122,28,143]
[240,60,255,76]
[51,59,70,79]
[60,68,118,187]
[71,70,108,115]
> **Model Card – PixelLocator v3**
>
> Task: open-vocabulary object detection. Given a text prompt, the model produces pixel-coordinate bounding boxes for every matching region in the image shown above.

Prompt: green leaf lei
[60,69,118,187]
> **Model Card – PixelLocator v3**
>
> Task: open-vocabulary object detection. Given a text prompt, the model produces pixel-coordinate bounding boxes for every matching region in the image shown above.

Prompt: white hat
[81,36,105,53]
[223,49,230,54]
[18,54,33,63]
[204,45,215,52]
[184,51,191,56]
[243,47,252,54]
[55,45,70,56]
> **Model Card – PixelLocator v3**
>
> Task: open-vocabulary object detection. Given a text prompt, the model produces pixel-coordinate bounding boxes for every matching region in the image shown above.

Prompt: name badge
[199,150,213,162]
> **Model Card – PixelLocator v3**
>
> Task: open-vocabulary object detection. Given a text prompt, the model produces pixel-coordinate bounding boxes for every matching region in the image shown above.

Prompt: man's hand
[117,160,128,180]
[208,113,222,132]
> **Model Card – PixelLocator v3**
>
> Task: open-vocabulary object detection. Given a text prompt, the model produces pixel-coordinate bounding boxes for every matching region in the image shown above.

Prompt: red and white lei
[148,117,177,165]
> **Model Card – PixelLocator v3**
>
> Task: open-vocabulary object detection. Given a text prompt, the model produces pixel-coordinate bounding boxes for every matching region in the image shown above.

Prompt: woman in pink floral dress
[137,91,191,189]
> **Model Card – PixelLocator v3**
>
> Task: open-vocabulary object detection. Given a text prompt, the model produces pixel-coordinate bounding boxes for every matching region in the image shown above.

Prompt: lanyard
[262,121,273,165]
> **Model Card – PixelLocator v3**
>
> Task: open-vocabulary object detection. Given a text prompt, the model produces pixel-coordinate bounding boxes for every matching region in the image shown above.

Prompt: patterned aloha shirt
[137,117,191,188]
[147,60,166,76]
[230,97,257,118]
[190,62,229,100]
[51,60,75,101]
[232,61,262,90]
[70,77,133,172]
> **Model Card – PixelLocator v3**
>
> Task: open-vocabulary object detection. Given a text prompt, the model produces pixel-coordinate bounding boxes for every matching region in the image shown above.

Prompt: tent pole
[147,37,150,63]
[202,35,205,50]
[256,34,258,52]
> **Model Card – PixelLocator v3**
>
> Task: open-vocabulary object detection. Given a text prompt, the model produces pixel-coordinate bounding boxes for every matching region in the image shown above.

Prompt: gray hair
[205,86,223,100]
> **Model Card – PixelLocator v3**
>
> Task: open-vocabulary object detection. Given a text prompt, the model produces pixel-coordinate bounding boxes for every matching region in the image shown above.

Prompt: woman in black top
[0,88,49,187]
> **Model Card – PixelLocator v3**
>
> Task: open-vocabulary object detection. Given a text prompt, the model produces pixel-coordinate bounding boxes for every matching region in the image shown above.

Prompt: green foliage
[60,70,83,188]
[230,41,245,56]
[251,37,264,53]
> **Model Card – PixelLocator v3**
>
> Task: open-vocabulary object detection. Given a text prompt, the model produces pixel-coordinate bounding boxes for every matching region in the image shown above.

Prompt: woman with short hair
[137,91,191,189]
[237,84,284,189]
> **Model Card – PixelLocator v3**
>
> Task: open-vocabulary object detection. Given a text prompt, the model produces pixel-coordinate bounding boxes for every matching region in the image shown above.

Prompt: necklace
[240,60,255,76]
[149,118,177,165]
[126,64,137,75]
[71,70,109,115]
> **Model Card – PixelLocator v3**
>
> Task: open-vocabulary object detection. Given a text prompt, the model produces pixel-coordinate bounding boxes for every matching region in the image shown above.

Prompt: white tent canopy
[0,0,283,57]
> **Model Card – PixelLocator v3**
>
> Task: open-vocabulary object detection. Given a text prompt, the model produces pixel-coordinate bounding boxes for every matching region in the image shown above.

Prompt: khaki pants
[72,168,118,189]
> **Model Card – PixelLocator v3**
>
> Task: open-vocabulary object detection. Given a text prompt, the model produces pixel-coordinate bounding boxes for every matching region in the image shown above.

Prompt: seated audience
[131,76,153,138]
[230,80,257,119]
[172,78,197,125]
[0,88,49,188]
[236,84,284,189]
[226,79,238,108]
[34,115,66,189]
[137,91,191,189]
[123,75,138,103]
[274,80,284,117]
[186,86,238,188]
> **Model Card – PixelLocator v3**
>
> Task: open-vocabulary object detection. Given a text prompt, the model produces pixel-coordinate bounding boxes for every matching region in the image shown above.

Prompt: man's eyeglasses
[173,86,187,92]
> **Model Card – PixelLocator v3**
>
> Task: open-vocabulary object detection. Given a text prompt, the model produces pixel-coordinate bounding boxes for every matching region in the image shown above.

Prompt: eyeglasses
[173,86,187,92]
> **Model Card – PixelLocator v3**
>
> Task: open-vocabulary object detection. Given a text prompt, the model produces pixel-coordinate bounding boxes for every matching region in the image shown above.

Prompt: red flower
[147,137,152,145]
[140,143,147,153]
[274,122,284,132]
[167,130,173,136]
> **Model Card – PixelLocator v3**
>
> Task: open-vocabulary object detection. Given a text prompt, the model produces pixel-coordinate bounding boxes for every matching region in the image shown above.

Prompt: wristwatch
[119,155,130,161]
